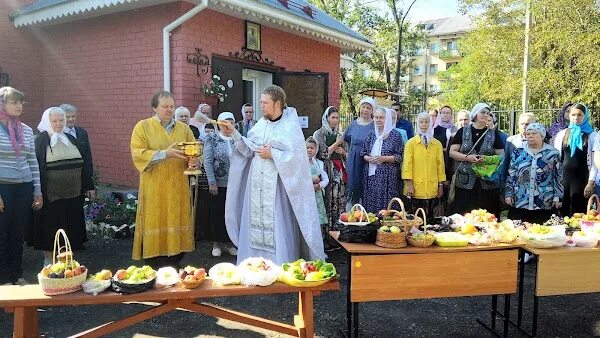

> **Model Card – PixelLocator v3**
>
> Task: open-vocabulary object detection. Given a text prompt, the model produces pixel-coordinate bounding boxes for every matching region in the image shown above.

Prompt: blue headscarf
[568,104,593,157]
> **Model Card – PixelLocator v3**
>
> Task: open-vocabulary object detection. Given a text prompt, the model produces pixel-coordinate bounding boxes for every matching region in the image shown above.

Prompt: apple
[184,275,197,283]
[354,210,365,222]
[73,268,82,276]
[79,266,87,274]
[114,269,127,281]
[340,213,349,222]
[379,225,390,232]
[64,269,74,278]
[193,268,206,280]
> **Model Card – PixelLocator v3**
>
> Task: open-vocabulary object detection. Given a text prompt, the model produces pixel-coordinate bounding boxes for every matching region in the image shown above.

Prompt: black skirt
[451,180,500,217]
[30,195,87,251]
[198,187,231,243]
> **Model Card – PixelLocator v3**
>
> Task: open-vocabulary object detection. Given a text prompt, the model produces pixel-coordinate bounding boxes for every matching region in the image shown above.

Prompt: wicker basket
[182,278,205,289]
[375,229,407,248]
[38,229,87,296]
[407,208,435,248]
[581,194,600,230]
[380,197,423,232]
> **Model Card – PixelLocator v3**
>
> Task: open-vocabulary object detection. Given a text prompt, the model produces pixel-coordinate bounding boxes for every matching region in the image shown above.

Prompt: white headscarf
[469,102,491,121]
[359,97,377,115]
[321,106,338,134]
[37,107,71,147]
[174,106,190,121]
[241,103,253,120]
[368,107,394,176]
[216,112,235,156]
[416,112,434,147]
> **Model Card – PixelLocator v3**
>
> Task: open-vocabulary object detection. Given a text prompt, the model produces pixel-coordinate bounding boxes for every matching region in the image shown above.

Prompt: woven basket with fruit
[379,197,423,231]
[339,204,377,226]
[407,208,435,248]
[179,266,207,289]
[580,194,600,230]
[38,229,88,296]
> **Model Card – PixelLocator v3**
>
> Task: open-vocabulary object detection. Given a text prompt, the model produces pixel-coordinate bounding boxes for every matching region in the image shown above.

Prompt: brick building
[2,0,370,187]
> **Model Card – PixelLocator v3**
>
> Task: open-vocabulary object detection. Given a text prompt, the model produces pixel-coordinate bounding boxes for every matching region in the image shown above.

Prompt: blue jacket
[395,119,414,139]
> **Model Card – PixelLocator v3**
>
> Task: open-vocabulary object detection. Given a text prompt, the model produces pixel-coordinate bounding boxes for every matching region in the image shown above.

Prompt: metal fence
[340,107,577,136]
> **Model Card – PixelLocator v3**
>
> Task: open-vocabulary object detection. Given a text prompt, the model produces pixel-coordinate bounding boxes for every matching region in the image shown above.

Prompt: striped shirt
[0,122,42,195]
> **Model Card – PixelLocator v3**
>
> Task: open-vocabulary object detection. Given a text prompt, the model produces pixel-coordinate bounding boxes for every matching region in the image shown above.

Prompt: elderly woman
[449,103,505,216]
[190,103,212,141]
[175,106,200,139]
[505,123,563,223]
[344,97,376,204]
[203,112,237,257]
[403,112,445,216]
[32,107,94,266]
[554,103,597,215]
[360,107,404,213]
[0,87,42,285]
[313,106,347,229]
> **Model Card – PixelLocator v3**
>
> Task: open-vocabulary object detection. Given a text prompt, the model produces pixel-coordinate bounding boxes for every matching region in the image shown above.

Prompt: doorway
[242,69,273,120]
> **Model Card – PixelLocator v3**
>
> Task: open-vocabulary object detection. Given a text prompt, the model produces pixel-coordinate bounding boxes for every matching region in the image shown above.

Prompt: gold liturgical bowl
[178,141,202,176]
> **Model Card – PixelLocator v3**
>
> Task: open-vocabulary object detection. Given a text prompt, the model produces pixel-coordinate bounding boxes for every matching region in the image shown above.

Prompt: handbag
[448,128,490,204]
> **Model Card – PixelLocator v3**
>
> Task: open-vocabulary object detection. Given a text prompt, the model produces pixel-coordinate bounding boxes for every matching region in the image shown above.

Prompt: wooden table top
[525,245,600,256]
[0,280,340,308]
[330,231,522,254]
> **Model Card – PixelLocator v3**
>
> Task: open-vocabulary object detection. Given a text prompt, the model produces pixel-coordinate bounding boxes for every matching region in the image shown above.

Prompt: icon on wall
[245,21,261,52]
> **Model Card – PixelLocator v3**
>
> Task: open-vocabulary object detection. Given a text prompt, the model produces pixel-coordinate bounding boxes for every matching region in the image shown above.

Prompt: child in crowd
[306,137,334,251]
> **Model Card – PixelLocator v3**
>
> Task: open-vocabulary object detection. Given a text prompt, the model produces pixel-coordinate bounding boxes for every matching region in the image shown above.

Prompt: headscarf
[194,103,210,119]
[526,122,546,138]
[368,107,393,176]
[174,106,190,122]
[416,112,434,147]
[217,112,235,156]
[434,107,455,129]
[306,136,319,161]
[359,97,377,116]
[321,106,338,134]
[547,102,573,138]
[469,103,491,122]
[241,103,252,120]
[567,104,593,157]
[37,107,71,147]
[0,95,25,156]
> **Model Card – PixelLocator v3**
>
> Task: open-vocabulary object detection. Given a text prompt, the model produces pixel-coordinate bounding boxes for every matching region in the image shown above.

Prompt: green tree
[444,0,600,114]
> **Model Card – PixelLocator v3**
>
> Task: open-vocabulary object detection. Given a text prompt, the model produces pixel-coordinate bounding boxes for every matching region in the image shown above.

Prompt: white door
[242,69,273,120]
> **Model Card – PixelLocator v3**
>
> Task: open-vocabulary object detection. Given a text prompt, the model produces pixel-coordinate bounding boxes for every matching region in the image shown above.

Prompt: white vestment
[225,108,326,264]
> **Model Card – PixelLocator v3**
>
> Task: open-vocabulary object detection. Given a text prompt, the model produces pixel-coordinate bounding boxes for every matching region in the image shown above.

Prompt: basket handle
[52,229,74,275]
[387,197,408,222]
[587,194,600,213]
[415,208,428,233]
[350,204,369,222]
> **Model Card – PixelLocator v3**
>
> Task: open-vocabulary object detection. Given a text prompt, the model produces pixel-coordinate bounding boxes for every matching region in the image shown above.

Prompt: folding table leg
[503,294,510,338]
[13,307,39,338]
[517,249,526,326]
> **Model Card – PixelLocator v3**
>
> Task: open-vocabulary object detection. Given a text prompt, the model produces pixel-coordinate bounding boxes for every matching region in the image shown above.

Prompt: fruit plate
[434,233,469,247]
[279,273,337,287]
[111,277,156,294]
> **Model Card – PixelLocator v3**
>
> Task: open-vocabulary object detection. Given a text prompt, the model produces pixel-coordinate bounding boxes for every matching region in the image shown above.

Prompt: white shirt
[64,126,77,139]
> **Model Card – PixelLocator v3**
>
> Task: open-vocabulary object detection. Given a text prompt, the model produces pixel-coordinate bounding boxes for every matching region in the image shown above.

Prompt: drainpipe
[163,0,209,91]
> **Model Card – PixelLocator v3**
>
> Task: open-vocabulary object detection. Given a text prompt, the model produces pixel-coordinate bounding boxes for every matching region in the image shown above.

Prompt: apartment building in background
[409,16,474,108]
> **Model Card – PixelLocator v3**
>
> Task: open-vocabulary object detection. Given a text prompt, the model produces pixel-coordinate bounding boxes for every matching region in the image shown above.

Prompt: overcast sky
[368,0,461,23]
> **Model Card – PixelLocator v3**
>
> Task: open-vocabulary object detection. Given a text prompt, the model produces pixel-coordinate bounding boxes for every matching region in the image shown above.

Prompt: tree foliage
[443,0,600,112]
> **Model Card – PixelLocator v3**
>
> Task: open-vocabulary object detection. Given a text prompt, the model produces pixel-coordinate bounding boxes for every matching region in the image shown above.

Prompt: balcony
[439,49,460,60]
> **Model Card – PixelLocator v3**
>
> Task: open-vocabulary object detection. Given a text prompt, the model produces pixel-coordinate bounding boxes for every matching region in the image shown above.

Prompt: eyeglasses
[393,108,401,112]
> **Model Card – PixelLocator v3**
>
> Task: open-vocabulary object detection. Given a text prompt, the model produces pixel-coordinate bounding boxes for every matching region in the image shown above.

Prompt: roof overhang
[11,0,373,52]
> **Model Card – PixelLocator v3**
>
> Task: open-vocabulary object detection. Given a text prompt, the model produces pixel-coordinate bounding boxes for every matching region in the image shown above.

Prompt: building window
[414,66,422,76]
[430,43,440,54]
[429,64,438,74]
[413,85,423,92]
[446,40,457,51]
[429,84,439,92]
[414,47,425,56]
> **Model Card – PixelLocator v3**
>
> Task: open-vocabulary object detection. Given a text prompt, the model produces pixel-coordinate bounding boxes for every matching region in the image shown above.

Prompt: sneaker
[211,247,222,257]
[14,278,29,286]
[227,247,238,256]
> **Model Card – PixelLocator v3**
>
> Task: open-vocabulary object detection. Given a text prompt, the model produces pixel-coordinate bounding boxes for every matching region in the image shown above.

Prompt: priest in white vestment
[223,85,326,264]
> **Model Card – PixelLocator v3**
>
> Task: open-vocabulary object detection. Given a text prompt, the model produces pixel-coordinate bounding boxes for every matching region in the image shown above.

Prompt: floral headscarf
[526,122,546,139]
[321,106,338,134]
[0,92,25,156]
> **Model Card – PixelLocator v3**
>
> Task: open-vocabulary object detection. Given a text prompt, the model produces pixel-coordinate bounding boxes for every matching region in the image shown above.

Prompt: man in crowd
[391,101,414,139]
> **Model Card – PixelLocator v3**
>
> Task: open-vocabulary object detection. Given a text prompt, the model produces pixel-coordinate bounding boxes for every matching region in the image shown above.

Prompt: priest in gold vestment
[130,91,197,267]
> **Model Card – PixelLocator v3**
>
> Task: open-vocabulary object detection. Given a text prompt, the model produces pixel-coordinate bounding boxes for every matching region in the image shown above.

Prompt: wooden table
[0,279,339,338]
[512,246,600,337]
[331,232,521,338]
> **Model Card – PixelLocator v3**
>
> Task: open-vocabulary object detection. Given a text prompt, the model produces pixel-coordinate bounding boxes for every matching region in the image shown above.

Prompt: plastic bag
[238,257,279,287]
[82,279,111,295]
[155,267,179,289]
[572,231,598,248]
[209,263,241,285]
[519,226,567,248]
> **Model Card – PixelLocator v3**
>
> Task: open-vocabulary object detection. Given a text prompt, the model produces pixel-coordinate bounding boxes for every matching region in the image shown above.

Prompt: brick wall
[8,1,342,187]
[0,0,44,123]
